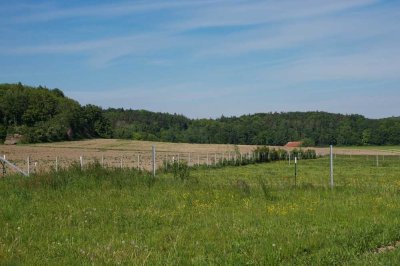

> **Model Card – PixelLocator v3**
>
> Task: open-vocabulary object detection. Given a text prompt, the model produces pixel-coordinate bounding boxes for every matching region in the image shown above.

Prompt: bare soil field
[1,139,399,174]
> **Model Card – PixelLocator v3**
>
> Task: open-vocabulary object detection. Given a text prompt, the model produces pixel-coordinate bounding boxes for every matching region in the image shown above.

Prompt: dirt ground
[1,139,399,174]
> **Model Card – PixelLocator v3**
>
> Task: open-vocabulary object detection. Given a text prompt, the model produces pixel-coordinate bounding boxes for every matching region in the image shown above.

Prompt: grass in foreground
[1,157,400,265]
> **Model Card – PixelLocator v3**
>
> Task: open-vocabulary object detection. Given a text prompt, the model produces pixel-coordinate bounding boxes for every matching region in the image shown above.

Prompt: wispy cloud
[1,0,392,68]
[269,48,400,82]
[5,0,224,23]
[171,0,379,30]
[0,31,179,67]
[196,10,399,57]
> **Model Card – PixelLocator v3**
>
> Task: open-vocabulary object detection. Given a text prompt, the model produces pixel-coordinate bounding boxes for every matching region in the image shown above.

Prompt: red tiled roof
[285,141,302,147]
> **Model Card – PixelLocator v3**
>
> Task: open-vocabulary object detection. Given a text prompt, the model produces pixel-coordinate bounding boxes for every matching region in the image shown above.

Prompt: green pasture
[1,156,400,265]
[338,145,400,153]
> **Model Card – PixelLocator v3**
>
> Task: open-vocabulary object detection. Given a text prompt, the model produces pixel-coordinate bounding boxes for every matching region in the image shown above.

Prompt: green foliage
[0,83,112,143]
[301,138,315,147]
[257,176,274,201]
[104,109,400,146]
[0,124,6,142]
[291,148,317,159]
[253,146,291,163]
[163,161,191,181]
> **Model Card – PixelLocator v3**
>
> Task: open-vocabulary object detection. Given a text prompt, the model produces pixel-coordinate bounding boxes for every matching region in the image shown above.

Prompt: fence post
[27,156,30,176]
[101,155,104,168]
[56,156,58,172]
[294,157,297,186]
[120,156,123,169]
[289,153,291,165]
[214,153,217,165]
[330,145,334,189]
[152,146,156,177]
[80,155,83,169]
[376,154,379,167]
[197,154,200,166]
[137,154,140,169]
[206,153,209,166]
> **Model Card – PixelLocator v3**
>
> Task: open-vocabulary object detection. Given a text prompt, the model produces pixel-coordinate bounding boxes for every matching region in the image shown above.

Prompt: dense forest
[0,83,111,143]
[1,83,400,146]
[104,109,400,146]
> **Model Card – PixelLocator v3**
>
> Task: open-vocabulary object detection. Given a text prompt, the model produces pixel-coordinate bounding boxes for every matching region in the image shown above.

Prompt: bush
[163,161,191,181]
[291,148,317,159]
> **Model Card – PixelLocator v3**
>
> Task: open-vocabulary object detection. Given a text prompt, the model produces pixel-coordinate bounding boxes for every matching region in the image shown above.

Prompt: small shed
[285,141,302,148]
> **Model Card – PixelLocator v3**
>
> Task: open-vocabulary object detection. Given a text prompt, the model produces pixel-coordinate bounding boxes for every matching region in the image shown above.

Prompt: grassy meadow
[1,156,400,265]
[338,145,400,153]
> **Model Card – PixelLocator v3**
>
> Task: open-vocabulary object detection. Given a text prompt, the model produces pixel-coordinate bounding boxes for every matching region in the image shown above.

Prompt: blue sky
[0,0,399,118]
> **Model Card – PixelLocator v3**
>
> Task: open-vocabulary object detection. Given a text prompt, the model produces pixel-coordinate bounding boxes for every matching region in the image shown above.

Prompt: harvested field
[0,139,259,174]
[0,139,399,174]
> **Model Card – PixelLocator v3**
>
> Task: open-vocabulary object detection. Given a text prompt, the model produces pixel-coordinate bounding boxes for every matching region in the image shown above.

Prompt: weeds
[1,156,400,264]
[235,179,251,196]
[257,176,275,201]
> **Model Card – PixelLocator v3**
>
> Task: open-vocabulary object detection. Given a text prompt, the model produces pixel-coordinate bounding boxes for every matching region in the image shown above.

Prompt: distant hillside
[1,83,399,146]
[0,83,111,143]
[105,109,400,146]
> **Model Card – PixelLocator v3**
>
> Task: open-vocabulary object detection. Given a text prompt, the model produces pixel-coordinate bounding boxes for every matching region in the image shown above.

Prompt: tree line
[0,83,111,143]
[1,83,399,146]
[104,109,400,146]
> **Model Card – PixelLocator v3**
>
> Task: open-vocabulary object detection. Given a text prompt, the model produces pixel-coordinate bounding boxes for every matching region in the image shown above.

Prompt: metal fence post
[27,156,30,176]
[80,155,83,169]
[330,145,334,189]
[152,146,156,177]
[294,157,297,186]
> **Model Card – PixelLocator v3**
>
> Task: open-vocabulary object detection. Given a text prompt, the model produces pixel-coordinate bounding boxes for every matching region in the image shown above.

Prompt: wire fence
[0,149,271,176]
[1,148,400,190]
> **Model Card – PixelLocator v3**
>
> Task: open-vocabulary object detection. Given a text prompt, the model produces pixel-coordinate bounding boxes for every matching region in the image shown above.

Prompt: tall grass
[1,156,400,264]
